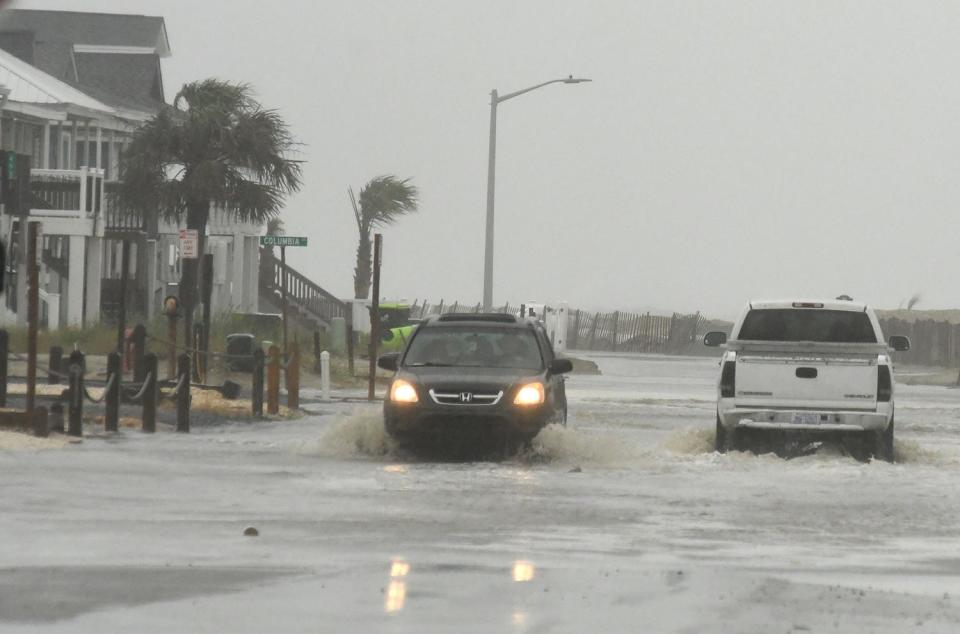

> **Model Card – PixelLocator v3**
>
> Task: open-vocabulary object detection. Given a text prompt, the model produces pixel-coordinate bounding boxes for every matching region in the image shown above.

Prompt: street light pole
[482,76,591,312]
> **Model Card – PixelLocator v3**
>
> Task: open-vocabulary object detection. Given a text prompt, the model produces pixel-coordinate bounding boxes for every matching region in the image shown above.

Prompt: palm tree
[350,175,419,299]
[121,79,302,354]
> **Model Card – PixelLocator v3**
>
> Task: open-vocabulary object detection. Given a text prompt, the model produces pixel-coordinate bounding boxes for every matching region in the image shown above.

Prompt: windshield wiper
[408,362,454,367]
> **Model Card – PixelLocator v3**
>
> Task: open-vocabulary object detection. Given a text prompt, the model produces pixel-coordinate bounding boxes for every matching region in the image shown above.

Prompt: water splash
[297,409,395,459]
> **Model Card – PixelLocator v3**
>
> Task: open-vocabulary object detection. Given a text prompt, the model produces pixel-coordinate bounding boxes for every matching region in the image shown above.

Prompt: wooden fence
[566,310,703,354]
[880,318,960,367]
[410,300,704,355]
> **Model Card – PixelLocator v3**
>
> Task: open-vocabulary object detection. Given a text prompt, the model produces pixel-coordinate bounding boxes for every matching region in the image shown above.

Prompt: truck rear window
[737,309,878,343]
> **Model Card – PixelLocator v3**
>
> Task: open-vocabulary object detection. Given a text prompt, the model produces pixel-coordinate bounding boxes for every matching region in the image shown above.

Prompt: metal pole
[105,352,120,432]
[26,221,39,420]
[176,353,190,433]
[367,233,382,400]
[482,91,498,312]
[280,245,289,359]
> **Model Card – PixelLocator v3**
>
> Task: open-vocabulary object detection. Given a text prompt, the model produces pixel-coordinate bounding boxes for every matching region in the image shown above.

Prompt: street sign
[179,229,199,259]
[260,235,308,247]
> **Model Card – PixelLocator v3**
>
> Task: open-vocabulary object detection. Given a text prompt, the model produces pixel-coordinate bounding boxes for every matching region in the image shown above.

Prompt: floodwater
[3,353,960,632]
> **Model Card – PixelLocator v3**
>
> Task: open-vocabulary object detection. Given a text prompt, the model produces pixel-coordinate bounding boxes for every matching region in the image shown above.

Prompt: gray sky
[11,0,960,318]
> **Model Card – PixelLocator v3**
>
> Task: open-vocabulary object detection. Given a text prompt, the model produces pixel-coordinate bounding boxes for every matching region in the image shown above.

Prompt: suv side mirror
[377,353,399,372]
[550,358,574,374]
[888,335,910,352]
[703,331,728,347]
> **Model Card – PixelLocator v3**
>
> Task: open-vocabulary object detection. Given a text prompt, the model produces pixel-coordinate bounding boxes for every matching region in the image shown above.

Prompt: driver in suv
[377,313,572,449]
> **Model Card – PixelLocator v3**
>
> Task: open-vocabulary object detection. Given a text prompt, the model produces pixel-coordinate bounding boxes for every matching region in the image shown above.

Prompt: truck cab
[705,299,910,461]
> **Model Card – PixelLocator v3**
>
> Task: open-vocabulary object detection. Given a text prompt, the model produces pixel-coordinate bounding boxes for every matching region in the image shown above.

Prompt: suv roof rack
[436,313,517,323]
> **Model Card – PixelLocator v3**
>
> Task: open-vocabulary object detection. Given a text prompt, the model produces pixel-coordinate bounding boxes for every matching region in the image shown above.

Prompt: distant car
[378,313,572,449]
[704,299,910,462]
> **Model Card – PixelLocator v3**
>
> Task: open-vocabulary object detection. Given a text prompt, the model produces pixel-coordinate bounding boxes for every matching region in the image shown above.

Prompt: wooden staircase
[259,248,347,328]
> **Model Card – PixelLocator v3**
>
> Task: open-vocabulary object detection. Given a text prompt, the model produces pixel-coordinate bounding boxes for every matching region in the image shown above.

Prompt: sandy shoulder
[0,430,70,450]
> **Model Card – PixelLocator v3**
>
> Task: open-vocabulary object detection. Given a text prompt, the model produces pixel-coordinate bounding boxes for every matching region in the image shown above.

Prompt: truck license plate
[791,413,820,425]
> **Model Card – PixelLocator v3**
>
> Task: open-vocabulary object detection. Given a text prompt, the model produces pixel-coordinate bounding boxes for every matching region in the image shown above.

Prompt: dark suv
[377,314,572,447]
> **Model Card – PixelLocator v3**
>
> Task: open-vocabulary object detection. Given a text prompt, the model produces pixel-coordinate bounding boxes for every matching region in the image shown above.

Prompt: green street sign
[260,235,308,247]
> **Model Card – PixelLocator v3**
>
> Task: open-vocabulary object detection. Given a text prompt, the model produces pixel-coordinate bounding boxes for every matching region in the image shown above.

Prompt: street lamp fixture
[482,76,591,311]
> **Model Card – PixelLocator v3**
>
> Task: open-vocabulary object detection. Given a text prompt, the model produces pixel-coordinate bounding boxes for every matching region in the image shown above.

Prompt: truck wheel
[715,415,727,453]
[874,419,895,463]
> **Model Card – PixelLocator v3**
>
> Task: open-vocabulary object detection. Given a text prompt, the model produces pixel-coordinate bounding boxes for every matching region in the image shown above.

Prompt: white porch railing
[30,167,106,219]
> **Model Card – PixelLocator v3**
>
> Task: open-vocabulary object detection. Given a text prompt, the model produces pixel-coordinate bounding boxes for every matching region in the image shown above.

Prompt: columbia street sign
[260,235,308,247]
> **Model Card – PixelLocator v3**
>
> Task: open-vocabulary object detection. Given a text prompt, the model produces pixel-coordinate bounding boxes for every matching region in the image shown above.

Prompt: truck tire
[715,415,727,453]
[874,419,895,463]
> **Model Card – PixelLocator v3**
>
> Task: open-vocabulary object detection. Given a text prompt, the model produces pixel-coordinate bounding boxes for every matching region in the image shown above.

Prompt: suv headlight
[390,379,419,403]
[513,382,545,406]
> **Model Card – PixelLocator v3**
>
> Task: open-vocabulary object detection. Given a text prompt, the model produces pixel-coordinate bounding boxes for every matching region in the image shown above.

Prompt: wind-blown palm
[351,175,419,298]
[121,79,302,353]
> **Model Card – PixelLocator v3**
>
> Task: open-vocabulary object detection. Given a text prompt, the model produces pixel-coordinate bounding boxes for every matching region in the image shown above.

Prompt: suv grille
[429,389,504,406]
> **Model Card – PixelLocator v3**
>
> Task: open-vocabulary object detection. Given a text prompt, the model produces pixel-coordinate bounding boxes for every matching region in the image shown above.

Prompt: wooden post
[267,345,280,414]
[132,323,147,383]
[105,352,120,432]
[67,351,84,437]
[368,234,382,400]
[26,221,39,421]
[167,313,177,379]
[200,252,213,377]
[346,303,355,376]
[287,342,300,410]
[280,245,289,358]
[141,353,158,433]
[50,403,64,434]
[0,329,7,407]
[252,348,265,417]
[48,346,63,384]
[176,353,190,433]
[313,330,321,373]
[116,239,130,354]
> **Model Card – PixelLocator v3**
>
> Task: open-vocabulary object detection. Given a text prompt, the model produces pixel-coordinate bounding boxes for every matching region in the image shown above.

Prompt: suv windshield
[738,309,878,343]
[404,326,543,369]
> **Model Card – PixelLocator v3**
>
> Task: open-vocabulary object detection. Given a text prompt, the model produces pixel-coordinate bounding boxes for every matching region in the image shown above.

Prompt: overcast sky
[9,1,960,318]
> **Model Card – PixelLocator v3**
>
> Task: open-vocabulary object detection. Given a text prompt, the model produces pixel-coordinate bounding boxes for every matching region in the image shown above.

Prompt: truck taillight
[720,361,736,398]
[877,366,892,402]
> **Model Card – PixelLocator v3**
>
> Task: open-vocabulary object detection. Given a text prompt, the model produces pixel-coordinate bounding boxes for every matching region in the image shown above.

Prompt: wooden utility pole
[25,221,39,420]
[367,233,382,400]
[280,245,289,358]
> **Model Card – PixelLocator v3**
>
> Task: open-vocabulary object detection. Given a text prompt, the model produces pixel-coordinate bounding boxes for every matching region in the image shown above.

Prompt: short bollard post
[287,342,300,410]
[67,362,83,437]
[132,324,147,383]
[48,346,63,384]
[142,353,158,433]
[176,353,190,433]
[267,345,280,415]
[105,352,121,433]
[50,403,64,433]
[252,348,265,418]
[32,406,48,438]
[320,351,331,402]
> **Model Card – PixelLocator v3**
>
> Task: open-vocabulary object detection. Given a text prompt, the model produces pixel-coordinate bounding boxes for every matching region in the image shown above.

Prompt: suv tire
[715,415,727,453]
[873,419,895,463]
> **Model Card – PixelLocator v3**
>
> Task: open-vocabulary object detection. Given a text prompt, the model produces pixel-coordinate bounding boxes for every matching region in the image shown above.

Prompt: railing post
[287,342,300,410]
[67,351,85,437]
[48,346,63,384]
[105,352,120,433]
[176,353,190,433]
[267,345,280,415]
[0,329,7,407]
[132,324,147,383]
[141,353,158,433]
[252,348,264,418]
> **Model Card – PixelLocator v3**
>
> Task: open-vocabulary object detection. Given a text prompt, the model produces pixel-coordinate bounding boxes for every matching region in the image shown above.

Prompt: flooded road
[3,353,960,632]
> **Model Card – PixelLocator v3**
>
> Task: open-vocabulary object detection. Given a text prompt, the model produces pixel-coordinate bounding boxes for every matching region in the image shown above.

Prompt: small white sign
[179,229,199,259]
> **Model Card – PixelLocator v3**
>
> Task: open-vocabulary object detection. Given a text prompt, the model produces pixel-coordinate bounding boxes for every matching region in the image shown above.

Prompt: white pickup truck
[704,299,910,462]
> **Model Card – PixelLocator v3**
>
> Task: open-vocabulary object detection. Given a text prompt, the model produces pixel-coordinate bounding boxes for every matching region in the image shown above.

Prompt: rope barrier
[162,372,189,401]
[145,333,255,360]
[8,352,72,380]
[82,372,115,404]
[123,371,154,403]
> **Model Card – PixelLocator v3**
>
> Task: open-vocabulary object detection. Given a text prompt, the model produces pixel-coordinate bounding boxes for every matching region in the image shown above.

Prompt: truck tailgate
[735,353,878,411]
